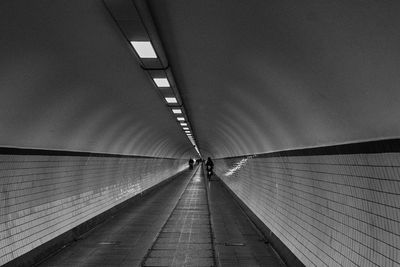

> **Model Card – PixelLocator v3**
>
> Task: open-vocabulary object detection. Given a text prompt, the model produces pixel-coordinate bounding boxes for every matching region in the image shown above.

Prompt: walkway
[38,166,284,267]
[141,167,214,266]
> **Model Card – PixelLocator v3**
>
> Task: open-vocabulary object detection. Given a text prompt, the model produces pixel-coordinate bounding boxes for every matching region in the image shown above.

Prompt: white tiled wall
[0,154,186,265]
[215,153,400,267]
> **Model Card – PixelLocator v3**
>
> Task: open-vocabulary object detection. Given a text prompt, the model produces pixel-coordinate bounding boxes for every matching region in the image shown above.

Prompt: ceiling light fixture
[172,109,182,114]
[180,122,187,126]
[153,78,170,87]
[183,127,189,130]
[177,117,185,121]
[130,41,157,58]
[165,97,177,104]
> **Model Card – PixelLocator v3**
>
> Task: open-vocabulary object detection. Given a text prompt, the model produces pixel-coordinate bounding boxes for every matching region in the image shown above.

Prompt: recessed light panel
[172,109,182,114]
[153,78,170,87]
[165,97,177,104]
[183,127,189,130]
[177,117,185,121]
[130,41,157,58]
[180,123,187,126]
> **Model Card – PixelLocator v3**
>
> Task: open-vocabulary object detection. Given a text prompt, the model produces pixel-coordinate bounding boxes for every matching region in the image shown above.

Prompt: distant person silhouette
[205,157,214,180]
[188,158,194,169]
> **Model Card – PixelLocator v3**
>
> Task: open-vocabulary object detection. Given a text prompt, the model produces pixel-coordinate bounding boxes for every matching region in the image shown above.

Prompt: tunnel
[1,1,400,266]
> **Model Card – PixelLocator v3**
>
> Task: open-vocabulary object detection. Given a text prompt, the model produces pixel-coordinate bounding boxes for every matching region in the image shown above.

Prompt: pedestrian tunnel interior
[1,1,400,266]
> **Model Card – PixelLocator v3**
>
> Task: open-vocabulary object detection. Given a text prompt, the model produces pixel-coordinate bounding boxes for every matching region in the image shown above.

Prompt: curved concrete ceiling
[1,1,400,159]
[0,1,196,158]
[148,0,400,158]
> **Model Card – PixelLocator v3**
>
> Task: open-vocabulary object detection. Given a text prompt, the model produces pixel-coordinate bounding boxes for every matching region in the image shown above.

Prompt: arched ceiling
[148,0,400,158]
[0,0,196,158]
[1,1,400,159]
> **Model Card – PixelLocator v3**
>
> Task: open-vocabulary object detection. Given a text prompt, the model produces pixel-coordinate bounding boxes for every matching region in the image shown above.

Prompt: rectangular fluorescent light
[177,117,185,121]
[185,130,190,133]
[153,78,170,87]
[186,133,192,136]
[172,108,182,114]
[130,41,157,58]
[180,123,187,126]
[165,97,177,104]
[183,127,189,130]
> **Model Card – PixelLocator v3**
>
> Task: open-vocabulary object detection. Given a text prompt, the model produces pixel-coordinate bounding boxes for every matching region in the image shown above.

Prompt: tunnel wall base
[215,140,400,267]
[0,149,186,266]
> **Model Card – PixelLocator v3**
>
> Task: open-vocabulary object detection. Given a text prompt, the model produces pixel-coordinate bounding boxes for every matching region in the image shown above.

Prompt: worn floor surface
[38,166,284,267]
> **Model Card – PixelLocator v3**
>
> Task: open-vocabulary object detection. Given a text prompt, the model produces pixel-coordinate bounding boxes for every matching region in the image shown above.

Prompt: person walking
[205,157,214,180]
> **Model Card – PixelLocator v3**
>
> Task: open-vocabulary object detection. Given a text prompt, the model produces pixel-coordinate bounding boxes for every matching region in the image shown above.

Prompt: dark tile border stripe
[0,147,175,159]
[3,138,399,159]
[219,138,400,160]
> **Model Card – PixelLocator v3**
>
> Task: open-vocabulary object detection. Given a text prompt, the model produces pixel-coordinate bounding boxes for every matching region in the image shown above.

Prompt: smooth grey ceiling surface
[1,1,400,159]
[0,1,195,158]
[148,0,400,158]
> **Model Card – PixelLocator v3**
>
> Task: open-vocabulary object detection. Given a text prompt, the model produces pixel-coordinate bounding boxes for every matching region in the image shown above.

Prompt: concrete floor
[38,166,284,267]
[208,174,285,267]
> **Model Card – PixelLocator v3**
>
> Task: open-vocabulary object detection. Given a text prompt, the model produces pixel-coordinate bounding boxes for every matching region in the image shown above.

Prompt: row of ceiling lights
[131,41,200,156]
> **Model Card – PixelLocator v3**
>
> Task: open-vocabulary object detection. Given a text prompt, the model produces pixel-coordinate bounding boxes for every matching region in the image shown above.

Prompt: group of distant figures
[188,157,214,180]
